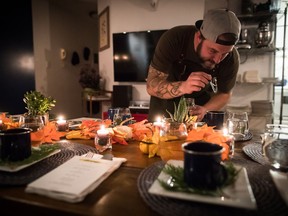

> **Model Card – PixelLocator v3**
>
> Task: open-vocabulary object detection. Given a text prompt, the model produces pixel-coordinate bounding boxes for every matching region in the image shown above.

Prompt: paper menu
[25,155,126,203]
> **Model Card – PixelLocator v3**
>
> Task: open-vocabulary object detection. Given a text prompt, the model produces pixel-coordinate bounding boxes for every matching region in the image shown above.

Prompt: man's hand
[180,72,212,95]
[189,105,207,121]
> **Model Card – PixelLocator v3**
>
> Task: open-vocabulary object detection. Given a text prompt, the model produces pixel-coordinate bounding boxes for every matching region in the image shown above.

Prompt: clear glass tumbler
[262,124,288,172]
[227,111,249,140]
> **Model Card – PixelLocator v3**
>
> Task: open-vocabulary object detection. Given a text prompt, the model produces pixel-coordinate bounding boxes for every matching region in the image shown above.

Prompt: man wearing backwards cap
[146,9,241,122]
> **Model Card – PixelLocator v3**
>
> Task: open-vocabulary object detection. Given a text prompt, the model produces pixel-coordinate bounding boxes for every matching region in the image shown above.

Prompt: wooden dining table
[0,130,288,216]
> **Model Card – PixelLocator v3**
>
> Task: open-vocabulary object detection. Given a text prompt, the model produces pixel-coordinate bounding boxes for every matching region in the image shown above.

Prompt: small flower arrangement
[79,64,101,90]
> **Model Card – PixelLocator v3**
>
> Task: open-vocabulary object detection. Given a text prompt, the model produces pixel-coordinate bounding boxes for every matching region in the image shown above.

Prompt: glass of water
[226,111,249,140]
[262,124,288,172]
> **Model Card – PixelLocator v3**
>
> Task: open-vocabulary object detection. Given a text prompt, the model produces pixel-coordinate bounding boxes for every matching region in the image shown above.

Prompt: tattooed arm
[146,65,212,99]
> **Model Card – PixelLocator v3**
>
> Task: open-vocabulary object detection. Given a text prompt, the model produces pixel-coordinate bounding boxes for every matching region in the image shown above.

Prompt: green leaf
[166,96,189,123]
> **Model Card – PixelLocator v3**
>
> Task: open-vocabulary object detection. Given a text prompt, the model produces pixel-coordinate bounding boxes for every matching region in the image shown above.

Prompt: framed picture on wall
[98,6,110,51]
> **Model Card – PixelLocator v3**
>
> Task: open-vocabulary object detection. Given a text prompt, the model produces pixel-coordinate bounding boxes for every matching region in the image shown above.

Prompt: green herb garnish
[158,163,241,197]
[0,144,60,168]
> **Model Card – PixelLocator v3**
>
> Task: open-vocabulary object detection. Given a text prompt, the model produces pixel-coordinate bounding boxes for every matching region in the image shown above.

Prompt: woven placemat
[137,159,288,216]
[0,141,98,186]
[242,143,270,165]
[235,131,253,142]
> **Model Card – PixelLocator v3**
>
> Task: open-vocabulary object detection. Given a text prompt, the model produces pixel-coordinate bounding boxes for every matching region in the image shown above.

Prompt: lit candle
[95,125,111,152]
[97,125,109,138]
[223,127,228,136]
[222,127,234,158]
[57,116,67,131]
[0,119,3,130]
[153,116,163,128]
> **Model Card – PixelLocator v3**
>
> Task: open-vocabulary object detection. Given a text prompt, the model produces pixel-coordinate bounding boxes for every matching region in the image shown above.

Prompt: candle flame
[223,127,228,136]
[156,116,162,122]
[57,115,65,121]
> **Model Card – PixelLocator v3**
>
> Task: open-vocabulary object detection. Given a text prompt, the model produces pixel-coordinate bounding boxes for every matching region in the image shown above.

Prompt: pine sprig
[158,163,241,197]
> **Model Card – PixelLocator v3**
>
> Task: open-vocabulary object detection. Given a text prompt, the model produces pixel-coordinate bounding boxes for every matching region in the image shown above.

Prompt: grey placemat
[235,131,253,142]
[242,143,270,165]
[0,141,98,186]
[137,160,288,216]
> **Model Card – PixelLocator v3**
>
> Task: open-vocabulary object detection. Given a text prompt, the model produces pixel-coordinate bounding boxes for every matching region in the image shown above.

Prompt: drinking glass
[262,124,288,172]
[21,115,45,147]
[113,108,132,126]
[226,111,249,140]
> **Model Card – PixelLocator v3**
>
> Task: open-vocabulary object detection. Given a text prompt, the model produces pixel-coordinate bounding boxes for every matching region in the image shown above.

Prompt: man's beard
[196,40,216,70]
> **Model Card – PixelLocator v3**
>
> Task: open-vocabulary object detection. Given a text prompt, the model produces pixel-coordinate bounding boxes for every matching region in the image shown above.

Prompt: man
[146,9,241,122]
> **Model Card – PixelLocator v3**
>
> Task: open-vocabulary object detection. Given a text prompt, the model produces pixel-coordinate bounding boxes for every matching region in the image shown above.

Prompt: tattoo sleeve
[147,66,183,99]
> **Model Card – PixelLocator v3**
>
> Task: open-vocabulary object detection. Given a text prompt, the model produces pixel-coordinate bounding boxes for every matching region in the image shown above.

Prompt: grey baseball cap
[195,9,241,46]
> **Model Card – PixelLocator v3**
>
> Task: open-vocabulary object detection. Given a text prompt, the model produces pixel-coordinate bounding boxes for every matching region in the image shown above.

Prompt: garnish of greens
[0,144,60,168]
[158,163,241,197]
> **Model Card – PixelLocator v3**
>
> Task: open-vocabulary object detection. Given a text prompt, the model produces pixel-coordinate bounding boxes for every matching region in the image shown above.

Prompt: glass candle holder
[225,134,235,159]
[95,127,112,152]
[56,117,68,132]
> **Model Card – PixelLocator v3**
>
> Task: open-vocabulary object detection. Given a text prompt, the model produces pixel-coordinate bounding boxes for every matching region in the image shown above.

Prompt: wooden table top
[1,132,288,216]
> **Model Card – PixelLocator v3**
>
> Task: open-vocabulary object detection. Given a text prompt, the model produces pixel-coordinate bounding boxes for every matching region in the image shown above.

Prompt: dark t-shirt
[148,25,239,122]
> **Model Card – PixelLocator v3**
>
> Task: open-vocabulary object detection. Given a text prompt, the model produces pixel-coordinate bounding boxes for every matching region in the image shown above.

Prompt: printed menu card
[25,154,126,203]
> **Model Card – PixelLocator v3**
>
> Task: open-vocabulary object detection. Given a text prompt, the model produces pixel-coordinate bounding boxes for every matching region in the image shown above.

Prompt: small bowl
[0,128,32,161]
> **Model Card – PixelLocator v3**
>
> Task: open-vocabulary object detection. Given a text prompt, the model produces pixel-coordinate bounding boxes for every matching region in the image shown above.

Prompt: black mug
[0,128,32,161]
[204,111,226,130]
[182,141,227,190]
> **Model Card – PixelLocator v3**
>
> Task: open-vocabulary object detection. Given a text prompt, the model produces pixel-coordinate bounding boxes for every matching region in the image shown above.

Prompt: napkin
[25,154,127,203]
[270,170,288,205]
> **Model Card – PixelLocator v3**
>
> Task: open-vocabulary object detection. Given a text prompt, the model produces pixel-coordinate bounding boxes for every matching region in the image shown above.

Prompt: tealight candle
[95,125,111,152]
[57,116,68,131]
[223,127,234,158]
[153,116,163,128]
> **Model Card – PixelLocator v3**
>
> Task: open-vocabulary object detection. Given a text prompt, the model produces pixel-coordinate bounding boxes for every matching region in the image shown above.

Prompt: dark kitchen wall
[0,0,35,114]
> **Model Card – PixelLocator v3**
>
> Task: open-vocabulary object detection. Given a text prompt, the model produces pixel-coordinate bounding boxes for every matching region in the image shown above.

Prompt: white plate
[148,160,257,210]
[0,149,61,172]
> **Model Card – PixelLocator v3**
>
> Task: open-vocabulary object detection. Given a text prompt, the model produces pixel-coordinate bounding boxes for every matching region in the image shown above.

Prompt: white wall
[32,0,98,118]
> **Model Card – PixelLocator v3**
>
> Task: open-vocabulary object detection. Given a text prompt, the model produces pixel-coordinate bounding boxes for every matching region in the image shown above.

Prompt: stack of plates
[250,100,273,115]
[243,70,262,83]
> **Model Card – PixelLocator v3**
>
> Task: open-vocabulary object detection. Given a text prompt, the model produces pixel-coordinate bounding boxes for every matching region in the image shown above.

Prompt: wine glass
[262,124,288,172]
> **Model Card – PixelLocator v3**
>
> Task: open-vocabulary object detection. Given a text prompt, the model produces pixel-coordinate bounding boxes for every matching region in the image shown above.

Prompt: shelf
[236,81,279,86]
[237,10,280,22]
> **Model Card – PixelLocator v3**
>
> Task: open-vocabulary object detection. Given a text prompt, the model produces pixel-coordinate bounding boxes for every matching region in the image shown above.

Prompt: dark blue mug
[182,141,227,190]
[0,128,32,161]
[204,110,226,130]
